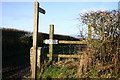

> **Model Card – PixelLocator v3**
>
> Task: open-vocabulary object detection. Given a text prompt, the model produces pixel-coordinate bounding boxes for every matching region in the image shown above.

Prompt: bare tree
[78,10,119,40]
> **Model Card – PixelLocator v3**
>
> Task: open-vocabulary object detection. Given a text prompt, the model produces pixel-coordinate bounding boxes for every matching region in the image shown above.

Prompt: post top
[34,1,39,5]
[50,24,54,26]
[35,1,39,3]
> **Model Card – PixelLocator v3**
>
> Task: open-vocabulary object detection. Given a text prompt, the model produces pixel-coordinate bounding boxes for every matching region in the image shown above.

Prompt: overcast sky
[1,2,118,35]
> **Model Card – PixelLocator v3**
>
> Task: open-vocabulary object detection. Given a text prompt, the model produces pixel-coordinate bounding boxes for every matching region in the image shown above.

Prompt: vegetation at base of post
[39,59,78,78]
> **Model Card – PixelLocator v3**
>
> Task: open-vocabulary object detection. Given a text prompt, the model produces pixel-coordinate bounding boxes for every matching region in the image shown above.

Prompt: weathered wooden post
[88,24,92,41]
[49,24,54,61]
[87,24,92,51]
[32,2,39,79]
[37,47,42,68]
[30,47,42,73]
[31,1,45,79]
[58,57,60,61]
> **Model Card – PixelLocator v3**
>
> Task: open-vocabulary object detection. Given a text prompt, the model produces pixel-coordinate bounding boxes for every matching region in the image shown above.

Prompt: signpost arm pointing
[39,7,46,14]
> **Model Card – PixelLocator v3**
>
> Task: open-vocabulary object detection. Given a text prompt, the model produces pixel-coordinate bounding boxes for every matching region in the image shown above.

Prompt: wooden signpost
[32,1,45,79]
[31,1,92,78]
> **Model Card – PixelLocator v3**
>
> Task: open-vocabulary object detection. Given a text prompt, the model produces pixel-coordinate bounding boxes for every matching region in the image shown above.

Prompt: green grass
[40,65,77,78]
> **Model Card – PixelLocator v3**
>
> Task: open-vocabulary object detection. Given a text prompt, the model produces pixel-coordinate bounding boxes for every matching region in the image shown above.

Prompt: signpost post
[32,1,45,79]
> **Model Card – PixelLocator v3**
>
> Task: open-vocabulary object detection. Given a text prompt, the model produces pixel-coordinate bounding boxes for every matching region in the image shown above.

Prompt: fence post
[30,47,33,75]
[32,2,39,79]
[88,24,92,50]
[37,47,42,69]
[49,24,54,61]
[58,57,60,61]
[88,24,92,41]
[30,47,42,76]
